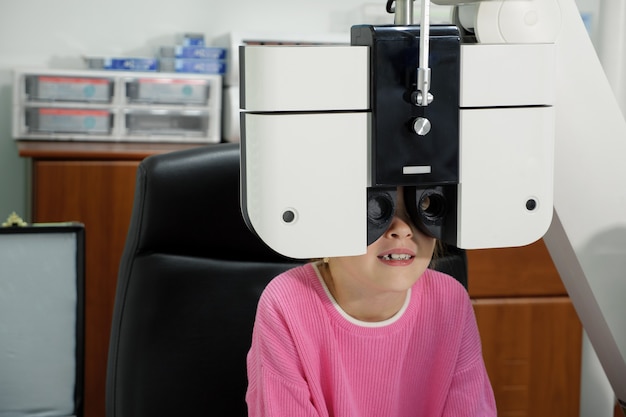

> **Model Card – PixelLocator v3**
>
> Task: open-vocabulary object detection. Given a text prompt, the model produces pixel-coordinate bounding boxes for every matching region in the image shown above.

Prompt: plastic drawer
[25,107,113,134]
[24,75,114,103]
[124,109,209,137]
[125,77,210,105]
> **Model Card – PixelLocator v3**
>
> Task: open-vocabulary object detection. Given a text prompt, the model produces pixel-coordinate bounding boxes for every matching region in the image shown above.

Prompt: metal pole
[394,0,414,25]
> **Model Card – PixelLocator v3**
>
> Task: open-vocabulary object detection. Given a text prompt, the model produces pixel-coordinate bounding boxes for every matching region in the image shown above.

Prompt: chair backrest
[106,142,468,417]
[106,143,302,417]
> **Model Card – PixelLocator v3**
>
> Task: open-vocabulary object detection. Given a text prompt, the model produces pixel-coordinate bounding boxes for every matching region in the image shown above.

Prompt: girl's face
[328,188,436,295]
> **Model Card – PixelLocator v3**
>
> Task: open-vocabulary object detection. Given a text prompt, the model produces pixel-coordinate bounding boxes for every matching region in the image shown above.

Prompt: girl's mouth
[379,253,414,261]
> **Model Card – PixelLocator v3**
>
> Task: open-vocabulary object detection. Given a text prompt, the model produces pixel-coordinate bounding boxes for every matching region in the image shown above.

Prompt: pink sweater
[246,263,496,417]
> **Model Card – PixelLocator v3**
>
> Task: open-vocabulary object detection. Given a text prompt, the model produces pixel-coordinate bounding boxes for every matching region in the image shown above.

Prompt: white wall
[595,0,626,117]
[0,0,397,221]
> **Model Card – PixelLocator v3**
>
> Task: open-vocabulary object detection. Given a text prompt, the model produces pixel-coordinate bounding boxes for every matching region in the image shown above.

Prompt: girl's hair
[428,239,443,269]
[433,239,444,260]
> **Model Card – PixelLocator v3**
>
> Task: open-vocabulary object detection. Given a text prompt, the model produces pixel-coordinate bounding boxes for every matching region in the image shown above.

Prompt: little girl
[246,188,497,416]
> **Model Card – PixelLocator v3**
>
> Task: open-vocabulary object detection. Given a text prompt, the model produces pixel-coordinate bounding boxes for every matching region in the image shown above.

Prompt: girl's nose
[385,215,413,239]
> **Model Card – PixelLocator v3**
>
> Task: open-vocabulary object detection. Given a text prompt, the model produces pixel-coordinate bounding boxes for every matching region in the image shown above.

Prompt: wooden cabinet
[18,141,202,417]
[18,140,584,417]
[468,241,582,417]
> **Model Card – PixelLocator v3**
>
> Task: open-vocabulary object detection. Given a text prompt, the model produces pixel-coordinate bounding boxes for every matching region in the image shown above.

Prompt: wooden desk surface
[16,140,209,161]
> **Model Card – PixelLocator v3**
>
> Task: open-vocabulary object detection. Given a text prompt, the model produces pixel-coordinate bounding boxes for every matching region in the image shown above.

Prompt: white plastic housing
[241,45,369,112]
[242,112,369,259]
[460,43,555,107]
[458,106,555,248]
[240,45,370,258]
[457,42,555,249]
[473,0,562,44]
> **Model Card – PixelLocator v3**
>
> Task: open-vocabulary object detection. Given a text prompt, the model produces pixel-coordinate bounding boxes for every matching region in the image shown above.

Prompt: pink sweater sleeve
[442,298,497,416]
[246,284,322,417]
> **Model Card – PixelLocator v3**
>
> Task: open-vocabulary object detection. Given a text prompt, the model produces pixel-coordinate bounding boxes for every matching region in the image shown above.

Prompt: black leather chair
[105,142,467,417]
